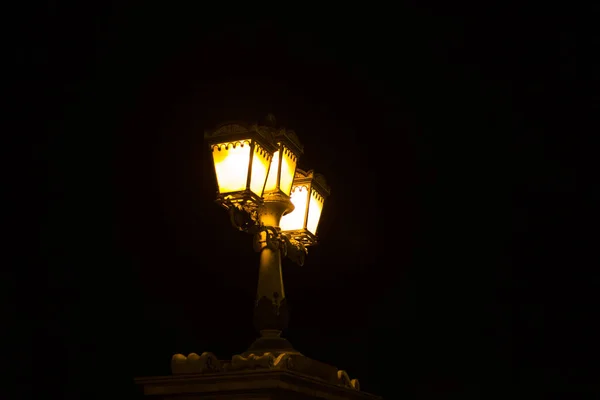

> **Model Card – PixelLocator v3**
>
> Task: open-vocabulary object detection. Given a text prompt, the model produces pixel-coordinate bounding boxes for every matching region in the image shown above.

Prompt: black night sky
[10,3,596,399]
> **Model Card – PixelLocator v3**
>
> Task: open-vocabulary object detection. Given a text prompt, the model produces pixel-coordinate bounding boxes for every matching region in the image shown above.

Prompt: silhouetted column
[248,191,299,355]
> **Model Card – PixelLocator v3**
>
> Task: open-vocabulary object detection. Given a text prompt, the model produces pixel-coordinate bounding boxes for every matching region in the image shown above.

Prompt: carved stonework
[338,370,361,391]
[230,352,294,370]
[170,351,361,392]
[171,352,222,374]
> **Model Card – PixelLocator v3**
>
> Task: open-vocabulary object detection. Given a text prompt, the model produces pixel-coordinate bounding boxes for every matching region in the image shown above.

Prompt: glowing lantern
[263,128,304,197]
[204,122,277,208]
[280,169,330,246]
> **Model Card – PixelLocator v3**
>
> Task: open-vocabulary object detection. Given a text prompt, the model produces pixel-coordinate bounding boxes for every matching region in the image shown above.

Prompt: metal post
[245,191,301,356]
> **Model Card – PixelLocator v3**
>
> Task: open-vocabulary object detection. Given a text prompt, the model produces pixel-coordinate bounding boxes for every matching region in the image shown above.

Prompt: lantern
[204,122,277,208]
[280,169,330,246]
[263,128,304,197]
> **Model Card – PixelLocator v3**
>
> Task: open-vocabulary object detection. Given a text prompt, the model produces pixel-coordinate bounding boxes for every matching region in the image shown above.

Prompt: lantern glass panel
[249,144,271,196]
[280,185,309,231]
[264,150,279,193]
[264,145,298,196]
[212,141,251,194]
[306,189,325,235]
[279,147,297,196]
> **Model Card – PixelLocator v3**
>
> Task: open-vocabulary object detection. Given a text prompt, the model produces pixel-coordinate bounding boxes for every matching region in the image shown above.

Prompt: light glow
[249,144,271,196]
[264,150,280,192]
[279,148,297,196]
[306,189,324,235]
[280,185,309,231]
[211,141,251,194]
[264,145,297,195]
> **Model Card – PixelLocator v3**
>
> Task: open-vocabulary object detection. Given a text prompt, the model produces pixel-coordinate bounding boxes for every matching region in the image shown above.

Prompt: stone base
[242,335,301,357]
[136,369,381,400]
[242,330,300,357]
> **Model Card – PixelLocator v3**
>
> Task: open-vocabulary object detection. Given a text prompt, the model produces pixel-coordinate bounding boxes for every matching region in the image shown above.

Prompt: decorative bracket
[252,226,281,252]
[227,202,259,232]
[225,202,307,266]
[252,226,307,266]
[281,234,307,266]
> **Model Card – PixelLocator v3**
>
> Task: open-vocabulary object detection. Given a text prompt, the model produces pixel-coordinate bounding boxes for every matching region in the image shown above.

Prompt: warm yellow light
[280,185,309,231]
[264,150,280,193]
[306,189,324,235]
[249,144,271,196]
[264,145,298,196]
[212,141,251,194]
[279,148,297,196]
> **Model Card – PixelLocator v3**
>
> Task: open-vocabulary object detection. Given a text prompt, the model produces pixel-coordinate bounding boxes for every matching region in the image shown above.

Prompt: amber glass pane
[264,150,280,193]
[249,144,271,196]
[279,147,297,196]
[212,141,251,193]
[306,189,324,235]
[280,185,309,231]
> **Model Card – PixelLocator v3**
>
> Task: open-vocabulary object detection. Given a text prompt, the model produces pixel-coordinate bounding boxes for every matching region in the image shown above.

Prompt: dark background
[9,2,596,399]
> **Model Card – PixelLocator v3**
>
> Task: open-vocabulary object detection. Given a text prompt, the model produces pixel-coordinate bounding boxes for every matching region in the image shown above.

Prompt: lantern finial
[265,113,277,127]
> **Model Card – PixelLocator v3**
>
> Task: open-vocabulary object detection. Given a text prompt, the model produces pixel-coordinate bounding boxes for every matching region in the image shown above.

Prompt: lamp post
[135,116,377,399]
[204,116,328,356]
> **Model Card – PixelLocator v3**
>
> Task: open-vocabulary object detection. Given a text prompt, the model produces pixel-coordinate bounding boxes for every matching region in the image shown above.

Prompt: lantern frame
[262,127,304,198]
[280,168,330,246]
[204,122,278,211]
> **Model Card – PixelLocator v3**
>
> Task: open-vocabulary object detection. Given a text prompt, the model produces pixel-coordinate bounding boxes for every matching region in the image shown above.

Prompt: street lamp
[135,116,370,397]
[280,168,331,246]
[204,115,329,356]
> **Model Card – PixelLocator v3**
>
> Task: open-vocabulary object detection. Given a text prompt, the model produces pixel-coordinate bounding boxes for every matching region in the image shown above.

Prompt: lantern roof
[204,121,278,154]
[254,125,304,157]
[275,127,304,157]
[294,168,331,197]
[204,118,305,157]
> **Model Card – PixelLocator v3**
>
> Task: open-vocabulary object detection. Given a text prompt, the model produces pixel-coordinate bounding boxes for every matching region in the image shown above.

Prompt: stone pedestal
[135,352,381,400]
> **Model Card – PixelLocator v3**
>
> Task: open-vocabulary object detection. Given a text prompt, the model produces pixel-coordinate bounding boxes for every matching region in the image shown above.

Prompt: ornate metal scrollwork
[281,234,307,266]
[252,226,281,252]
[248,226,307,266]
[222,199,308,266]
[227,203,259,232]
